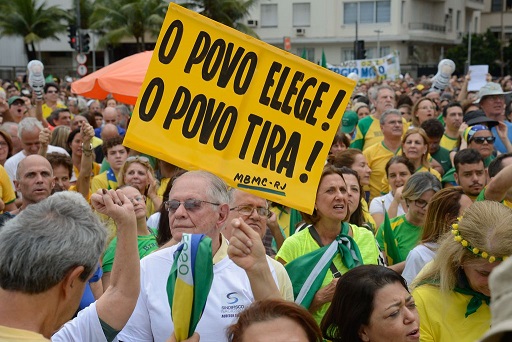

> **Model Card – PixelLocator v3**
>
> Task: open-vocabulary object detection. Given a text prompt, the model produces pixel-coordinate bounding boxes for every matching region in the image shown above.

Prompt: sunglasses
[164,199,219,213]
[126,155,150,163]
[471,136,495,144]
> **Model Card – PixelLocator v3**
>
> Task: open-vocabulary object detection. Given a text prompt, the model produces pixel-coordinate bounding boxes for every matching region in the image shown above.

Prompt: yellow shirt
[412,284,491,342]
[440,133,458,151]
[363,142,401,201]
[0,325,49,341]
[42,102,66,119]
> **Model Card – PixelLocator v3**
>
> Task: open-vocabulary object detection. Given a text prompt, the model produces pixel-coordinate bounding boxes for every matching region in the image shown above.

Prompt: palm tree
[181,0,257,37]
[90,0,166,52]
[0,0,70,60]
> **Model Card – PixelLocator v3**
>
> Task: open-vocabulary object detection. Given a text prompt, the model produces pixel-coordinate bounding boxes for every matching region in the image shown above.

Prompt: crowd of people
[1,59,512,342]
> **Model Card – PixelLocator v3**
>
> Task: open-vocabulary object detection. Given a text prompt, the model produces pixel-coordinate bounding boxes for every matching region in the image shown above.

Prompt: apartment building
[245,0,485,76]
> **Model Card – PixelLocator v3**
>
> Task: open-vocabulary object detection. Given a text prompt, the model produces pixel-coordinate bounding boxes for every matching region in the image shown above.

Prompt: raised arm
[76,123,95,200]
[91,188,139,330]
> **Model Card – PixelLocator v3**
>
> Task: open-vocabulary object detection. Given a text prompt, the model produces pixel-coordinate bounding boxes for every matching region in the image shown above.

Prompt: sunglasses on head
[164,199,219,213]
[126,155,150,164]
[471,136,495,144]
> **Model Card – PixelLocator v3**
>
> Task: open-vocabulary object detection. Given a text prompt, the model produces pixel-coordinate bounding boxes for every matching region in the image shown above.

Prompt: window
[261,4,278,27]
[400,1,405,24]
[297,47,315,62]
[342,48,355,61]
[343,3,358,24]
[456,10,461,31]
[376,1,391,23]
[491,0,502,12]
[381,46,390,56]
[343,1,391,24]
[293,3,311,27]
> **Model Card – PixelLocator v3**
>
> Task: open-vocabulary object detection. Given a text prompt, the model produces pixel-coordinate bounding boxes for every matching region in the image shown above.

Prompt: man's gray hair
[116,104,130,117]
[371,85,394,101]
[18,117,43,139]
[174,170,230,205]
[0,191,107,294]
[380,109,402,125]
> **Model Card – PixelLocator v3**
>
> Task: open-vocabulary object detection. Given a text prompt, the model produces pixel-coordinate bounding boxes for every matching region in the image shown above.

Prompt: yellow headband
[451,217,508,263]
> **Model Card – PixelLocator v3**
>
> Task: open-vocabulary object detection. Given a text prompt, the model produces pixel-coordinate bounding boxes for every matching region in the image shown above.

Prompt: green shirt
[431,146,452,174]
[376,214,422,264]
[102,230,158,272]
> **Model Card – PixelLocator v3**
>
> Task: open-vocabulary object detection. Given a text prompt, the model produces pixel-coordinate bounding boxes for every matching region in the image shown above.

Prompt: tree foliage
[89,0,166,52]
[180,0,258,37]
[446,29,510,76]
[0,0,70,60]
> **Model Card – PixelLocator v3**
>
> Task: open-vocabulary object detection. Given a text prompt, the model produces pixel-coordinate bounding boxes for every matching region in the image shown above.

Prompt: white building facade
[244,0,485,76]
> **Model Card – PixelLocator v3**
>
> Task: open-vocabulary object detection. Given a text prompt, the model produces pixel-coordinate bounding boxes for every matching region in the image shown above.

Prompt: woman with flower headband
[118,155,161,217]
[411,201,512,341]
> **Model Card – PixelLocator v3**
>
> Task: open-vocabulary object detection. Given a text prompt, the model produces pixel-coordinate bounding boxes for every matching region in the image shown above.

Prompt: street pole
[467,19,472,73]
[355,20,359,59]
[374,29,382,58]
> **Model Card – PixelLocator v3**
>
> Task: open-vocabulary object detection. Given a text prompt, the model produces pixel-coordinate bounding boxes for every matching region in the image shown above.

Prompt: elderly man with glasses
[118,170,287,342]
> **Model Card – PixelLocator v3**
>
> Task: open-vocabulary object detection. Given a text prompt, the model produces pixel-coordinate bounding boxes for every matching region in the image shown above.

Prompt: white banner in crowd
[327,52,401,83]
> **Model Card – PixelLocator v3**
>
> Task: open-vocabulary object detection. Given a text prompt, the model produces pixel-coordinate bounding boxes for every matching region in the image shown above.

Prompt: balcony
[408,22,446,33]
[466,0,484,11]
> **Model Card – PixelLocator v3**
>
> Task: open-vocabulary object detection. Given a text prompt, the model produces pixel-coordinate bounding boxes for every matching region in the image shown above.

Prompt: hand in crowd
[81,122,94,144]
[267,210,279,232]
[497,122,509,141]
[146,170,159,199]
[458,122,468,138]
[39,127,51,147]
[228,217,267,272]
[0,97,7,114]
[91,189,136,227]
[311,277,339,312]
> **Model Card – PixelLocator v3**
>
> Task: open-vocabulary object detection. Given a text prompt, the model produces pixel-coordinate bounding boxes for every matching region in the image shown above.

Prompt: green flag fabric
[381,201,402,265]
[167,234,213,341]
[285,223,363,308]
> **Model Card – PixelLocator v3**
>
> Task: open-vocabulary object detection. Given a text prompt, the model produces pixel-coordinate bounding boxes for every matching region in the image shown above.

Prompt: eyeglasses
[413,198,429,209]
[129,195,145,203]
[164,199,220,213]
[11,102,24,106]
[386,120,403,126]
[471,136,495,144]
[230,205,271,218]
[0,142,8,148]
[126,155,150,164]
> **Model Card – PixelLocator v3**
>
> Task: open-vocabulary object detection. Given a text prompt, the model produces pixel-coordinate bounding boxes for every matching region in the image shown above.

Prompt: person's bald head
[15,155,55,206]
[101,123,120,141]
[103,107,118,125]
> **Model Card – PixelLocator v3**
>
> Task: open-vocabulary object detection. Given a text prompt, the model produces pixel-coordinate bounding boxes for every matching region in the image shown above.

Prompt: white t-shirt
[369,192,406,217]
[146,212,161,229]
[402,242,438,287]
[118,238,284,342]
[52,302,114,342]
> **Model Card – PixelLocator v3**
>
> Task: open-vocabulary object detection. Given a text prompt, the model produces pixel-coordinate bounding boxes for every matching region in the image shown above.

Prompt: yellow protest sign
[124,3,356,213]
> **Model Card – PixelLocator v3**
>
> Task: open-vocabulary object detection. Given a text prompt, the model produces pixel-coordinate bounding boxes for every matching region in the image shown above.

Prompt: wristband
[82,143,93,152]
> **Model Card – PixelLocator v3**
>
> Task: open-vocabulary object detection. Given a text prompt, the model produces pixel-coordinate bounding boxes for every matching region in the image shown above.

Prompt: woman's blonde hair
[413,201,512,292]
[401,127,430,169]
[50,125,71,152]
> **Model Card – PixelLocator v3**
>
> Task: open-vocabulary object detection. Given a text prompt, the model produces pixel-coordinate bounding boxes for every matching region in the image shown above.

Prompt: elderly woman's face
[463,260,501,296]
[403,133,428,162]
[124,162,149,193]
[315,173,348,222]
[359,282,420,342]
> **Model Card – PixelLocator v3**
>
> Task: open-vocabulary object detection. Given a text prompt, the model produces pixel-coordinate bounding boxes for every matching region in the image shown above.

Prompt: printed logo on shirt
[221,291,245,318]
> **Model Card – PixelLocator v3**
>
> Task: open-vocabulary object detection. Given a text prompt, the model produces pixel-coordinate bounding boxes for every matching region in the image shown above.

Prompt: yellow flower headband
[451,217,508,263]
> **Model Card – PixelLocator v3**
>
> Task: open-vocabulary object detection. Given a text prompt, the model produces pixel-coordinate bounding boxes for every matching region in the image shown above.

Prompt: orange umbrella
[71,50,153,105]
